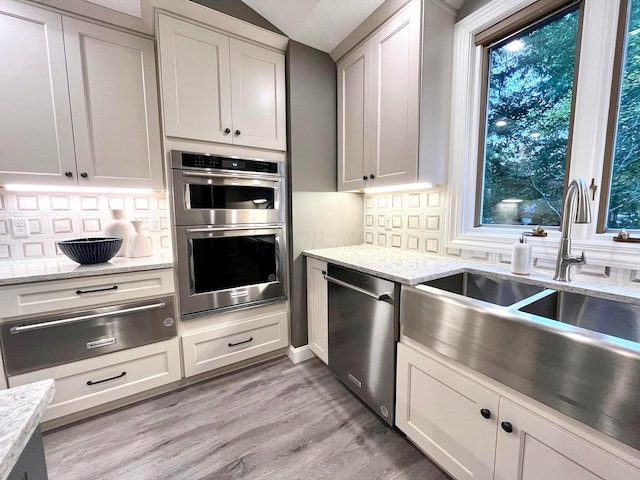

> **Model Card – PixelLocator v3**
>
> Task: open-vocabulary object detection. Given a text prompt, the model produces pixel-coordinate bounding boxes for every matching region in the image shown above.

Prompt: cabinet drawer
[0,269,175,319]
[182,310,288,377]
[8,338,181,421]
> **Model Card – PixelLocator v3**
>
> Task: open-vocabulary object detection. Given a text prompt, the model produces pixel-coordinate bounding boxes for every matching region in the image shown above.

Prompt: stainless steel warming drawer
[1,296,177,376]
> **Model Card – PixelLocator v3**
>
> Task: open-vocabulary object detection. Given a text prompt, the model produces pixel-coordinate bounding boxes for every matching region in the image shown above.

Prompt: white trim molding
[287,344,315,364]
[446,0,635,268]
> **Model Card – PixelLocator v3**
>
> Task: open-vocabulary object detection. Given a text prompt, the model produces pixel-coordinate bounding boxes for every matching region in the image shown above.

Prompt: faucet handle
[578,251,586,264]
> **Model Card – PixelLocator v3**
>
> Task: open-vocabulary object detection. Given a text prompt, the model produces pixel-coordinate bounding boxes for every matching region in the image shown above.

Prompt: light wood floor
[43,357,451,480]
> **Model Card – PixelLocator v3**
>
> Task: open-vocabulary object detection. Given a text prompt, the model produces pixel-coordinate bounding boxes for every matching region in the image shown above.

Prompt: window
[449,0,635,263]
[601,0,640,230]
[476,3,581,226]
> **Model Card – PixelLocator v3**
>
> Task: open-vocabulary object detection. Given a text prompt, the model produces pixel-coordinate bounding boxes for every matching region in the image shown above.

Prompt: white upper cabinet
[0,0,163,189]
[337,42,371,191]
[369,1,420,188]
[0,0,76,185]
[337,0,453,191]
[63,18,163,188]
[157,14,232,144]
[229,38,286,150]
[158,14,287,151]
[338,0,420,191]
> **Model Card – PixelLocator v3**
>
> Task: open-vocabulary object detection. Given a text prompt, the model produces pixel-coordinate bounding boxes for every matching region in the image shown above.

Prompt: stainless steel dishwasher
[325,263,399,426]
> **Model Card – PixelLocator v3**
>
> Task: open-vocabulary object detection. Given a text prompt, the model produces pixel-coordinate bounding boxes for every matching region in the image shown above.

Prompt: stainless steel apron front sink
[402,272,640,451]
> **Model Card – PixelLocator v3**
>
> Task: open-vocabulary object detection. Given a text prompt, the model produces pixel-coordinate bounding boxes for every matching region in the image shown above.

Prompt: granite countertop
[0,252,173,286]
[0,380,55,480]
[304,244,640,304]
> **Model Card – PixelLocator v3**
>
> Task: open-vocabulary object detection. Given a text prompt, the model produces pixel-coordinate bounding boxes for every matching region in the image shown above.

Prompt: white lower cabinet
[181,307,288,377]
[396,342,640,480]
[0,269,175,319]
[396,342,498,480]
[9,338,181,422]
[306,258,328,364]
[495,398,640,480]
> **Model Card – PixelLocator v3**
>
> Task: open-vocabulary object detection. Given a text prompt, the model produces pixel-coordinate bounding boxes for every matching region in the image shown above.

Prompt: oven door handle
[186,225,284,233]
[9,302,167,334]
[181,171,281,182]
[324,275,391,302]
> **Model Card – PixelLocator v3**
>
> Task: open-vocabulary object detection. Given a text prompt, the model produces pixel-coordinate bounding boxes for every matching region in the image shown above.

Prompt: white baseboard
[287,344,315,364]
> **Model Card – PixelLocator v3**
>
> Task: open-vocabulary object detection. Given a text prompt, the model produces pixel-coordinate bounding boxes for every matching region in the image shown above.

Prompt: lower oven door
[175,224,287,317]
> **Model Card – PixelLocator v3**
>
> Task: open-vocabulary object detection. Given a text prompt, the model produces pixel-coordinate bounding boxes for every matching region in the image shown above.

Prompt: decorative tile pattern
[0,192,171,261]
[364,187,446,255]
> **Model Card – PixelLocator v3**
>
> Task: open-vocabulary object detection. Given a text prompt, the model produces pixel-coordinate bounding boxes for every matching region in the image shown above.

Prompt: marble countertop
[0,380,55,480]
[0,252,173,286]
[304,245,640,304]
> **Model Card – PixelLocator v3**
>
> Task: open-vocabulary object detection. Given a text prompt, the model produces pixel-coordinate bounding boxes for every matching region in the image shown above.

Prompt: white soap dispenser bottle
[511,233,532,275]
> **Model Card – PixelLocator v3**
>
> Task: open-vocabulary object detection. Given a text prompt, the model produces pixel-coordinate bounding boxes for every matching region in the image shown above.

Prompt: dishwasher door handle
[324,274,391,302]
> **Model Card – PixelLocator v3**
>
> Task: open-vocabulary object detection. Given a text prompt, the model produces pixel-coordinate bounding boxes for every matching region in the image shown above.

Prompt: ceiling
[241,0,389,53]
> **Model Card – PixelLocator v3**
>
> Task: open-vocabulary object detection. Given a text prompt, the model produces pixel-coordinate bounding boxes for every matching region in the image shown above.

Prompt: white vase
[102,209,134,257]
[126,220,153,258]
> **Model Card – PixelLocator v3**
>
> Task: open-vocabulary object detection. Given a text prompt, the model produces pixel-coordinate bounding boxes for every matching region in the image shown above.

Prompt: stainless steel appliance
[1,296,176,376]
[326,264,399,426]
[171,150,285,226]
[171,151,287,317]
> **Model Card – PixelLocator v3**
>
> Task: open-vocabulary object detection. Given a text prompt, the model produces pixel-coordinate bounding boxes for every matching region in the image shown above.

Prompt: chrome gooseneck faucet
[554,178,591,282]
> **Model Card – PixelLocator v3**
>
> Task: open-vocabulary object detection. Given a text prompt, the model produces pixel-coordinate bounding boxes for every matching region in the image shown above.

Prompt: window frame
[448,0,634,266]
[597,0,633,232]
[474,0,584,228]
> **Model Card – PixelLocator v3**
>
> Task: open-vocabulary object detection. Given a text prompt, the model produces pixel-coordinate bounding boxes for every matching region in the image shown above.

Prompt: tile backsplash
[364,187,446,255]
[0,191,171,261]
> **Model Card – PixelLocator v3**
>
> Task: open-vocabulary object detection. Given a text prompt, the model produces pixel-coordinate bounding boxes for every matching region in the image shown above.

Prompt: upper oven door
[172,169,285,226]
[175,224,287,316]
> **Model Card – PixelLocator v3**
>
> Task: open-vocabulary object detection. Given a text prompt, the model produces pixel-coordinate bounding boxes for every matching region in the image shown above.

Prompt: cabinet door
[495,398,640,480]
[157,14,233,144]
[0,0,76,186]
[369,0,420,187]
[306,258,328,364]
[337,42,371,191]
[63,18,163,189]
[229,39,286,150]
[396,343,499,480]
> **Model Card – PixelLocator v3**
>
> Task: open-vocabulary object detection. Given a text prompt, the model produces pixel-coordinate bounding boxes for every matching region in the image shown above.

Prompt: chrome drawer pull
[228,337,253,347]
[76,285,118,295]
[324,274,391,302]
[9,302,166,334]
[87,371,126,386]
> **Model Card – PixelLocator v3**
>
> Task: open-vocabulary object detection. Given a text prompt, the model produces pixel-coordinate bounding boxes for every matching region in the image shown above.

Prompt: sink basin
[519,290,640,344]
[402,276,640,451]
[423,272,545,306]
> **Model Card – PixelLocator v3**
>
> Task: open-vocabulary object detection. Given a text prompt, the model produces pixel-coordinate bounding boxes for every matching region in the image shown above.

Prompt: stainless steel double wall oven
[171,151,287,317]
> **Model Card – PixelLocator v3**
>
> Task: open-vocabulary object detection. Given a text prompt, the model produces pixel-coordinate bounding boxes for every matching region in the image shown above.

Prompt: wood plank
[43,357,451,479]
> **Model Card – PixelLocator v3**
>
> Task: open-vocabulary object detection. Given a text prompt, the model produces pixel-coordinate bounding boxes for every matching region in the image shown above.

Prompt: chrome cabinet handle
[324,274,391,302]
[87,371,126,386]
[9,302,166,334]
[180,171,281,182]
[186,224,283,233]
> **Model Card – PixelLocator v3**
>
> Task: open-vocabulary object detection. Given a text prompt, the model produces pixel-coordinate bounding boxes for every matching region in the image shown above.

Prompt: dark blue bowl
[57,237,123,265]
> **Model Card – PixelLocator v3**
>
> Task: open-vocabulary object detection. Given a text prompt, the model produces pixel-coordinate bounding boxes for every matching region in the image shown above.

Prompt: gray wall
[286,41,363,347]
[190,0,284,35]
[457,0,493,20]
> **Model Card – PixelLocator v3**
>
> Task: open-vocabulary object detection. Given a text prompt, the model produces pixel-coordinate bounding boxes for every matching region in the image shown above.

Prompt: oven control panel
[174,151,279,174]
